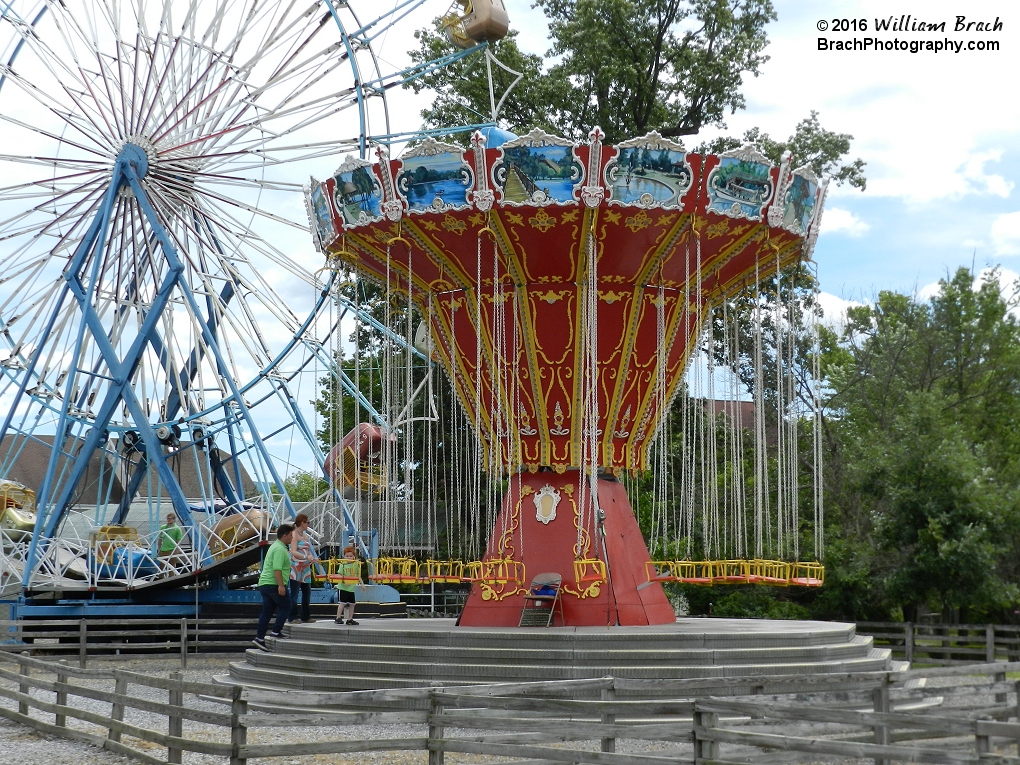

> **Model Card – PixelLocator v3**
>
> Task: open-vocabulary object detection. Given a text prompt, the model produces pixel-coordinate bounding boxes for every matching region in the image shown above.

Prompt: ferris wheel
[0,0,477,592]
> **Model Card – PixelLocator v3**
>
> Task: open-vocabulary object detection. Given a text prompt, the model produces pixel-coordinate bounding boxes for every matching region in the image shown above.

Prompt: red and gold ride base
[458,470,675,627]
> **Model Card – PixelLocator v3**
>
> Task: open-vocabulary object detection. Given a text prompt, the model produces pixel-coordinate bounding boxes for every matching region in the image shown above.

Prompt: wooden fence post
[872,674,890,765]
[168,671,183,764]
[229,684,248,765]
[693,703,719,764]
[986,624,996,663]
[904,622,914,664]
[180,618,188,669]
[601,680,616,753]
[55,660,68,728]
[18,652,29,716]
[78,618,87,669]
[109,672,127,743]
[428,689,445,765]
[976,714,992,755]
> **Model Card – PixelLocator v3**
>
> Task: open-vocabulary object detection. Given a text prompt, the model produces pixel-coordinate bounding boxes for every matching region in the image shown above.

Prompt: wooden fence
[2,650,1020,764]
[858,621,1020,665]
[0,617,256,666]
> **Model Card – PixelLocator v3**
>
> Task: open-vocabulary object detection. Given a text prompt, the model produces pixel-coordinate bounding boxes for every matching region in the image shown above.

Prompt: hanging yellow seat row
[644,560,824,587]
[462,558,526,587]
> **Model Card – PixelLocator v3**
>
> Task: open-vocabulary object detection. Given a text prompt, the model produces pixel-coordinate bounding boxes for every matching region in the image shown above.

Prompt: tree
[407,31,561,137]
[409,0,774,143]
[408,4,865,185]
[538,0,775,141]
[820,269,1020,621]
[705,111,867,190]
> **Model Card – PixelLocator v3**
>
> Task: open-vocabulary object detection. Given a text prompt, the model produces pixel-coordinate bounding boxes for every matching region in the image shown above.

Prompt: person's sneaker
[302,619,316,623]
[346,619,359,625]
[334,618,345,624]
[252,637,268,651]
[268,631,286,639]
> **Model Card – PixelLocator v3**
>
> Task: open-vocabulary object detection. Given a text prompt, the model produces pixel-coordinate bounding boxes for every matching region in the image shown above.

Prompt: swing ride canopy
[308,128,828,474]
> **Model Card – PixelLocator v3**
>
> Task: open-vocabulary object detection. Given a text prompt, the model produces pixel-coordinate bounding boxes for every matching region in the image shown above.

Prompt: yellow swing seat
[421,559,464,584]
[788,562,825,587]
[676,560,715,585]
[573,558,606,586]
[713,559,753,584]
[324,558,363,585]
[463,558,525,588]
[757,559,791,585]
[368,557,419,584]
[645,560,678,582]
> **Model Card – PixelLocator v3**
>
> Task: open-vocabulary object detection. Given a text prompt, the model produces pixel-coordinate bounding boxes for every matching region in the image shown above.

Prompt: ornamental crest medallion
[534,484,560,525]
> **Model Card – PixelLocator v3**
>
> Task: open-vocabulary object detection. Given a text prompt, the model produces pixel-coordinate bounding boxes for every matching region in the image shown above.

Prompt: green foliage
[410,0,777,143]
[680,585,809,619]
[819,267,1020,621]
[536,0,775,141]
[282,470,330,502]
[407,30,559,136]
[407,2,865,192]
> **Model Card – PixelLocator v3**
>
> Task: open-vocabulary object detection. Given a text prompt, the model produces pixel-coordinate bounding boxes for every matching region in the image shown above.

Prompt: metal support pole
[78,619,87,669]
[180,618,188,669]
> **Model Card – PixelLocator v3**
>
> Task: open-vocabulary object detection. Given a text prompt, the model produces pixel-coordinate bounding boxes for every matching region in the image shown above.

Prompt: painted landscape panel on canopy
[493,129,583,207]
[397,139,472,214]
[782,168,820,236]
[606,133,692,209]
[331,157,384,227]
[308,181,338,249]
[706,145,775,221]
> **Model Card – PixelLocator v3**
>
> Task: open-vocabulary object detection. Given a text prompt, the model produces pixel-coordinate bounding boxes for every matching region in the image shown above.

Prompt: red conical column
[458,470,675,626]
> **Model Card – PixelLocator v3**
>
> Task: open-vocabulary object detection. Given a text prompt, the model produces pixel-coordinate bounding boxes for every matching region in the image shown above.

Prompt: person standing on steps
[254,523,294,651]
[334,545,360,625]
[158,512,183,557]
[288,513,319,624]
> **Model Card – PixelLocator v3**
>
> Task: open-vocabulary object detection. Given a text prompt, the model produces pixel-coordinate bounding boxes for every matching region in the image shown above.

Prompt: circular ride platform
[224,618,896,693]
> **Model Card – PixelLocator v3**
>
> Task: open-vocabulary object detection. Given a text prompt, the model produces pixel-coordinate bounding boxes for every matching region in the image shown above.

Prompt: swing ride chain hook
[477,211,498,242]
[387,221,412,250]
[313,236,356,279]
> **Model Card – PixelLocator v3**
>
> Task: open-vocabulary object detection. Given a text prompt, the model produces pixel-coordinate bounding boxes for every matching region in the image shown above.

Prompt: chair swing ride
[0,0,826,623]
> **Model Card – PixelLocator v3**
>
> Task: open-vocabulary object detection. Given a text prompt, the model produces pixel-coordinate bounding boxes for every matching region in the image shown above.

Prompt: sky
[378,0,1020,318]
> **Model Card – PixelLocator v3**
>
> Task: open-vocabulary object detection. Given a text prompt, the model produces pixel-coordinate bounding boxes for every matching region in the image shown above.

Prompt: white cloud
[815,292,864,332]
[820,207,870,237]
[918,266,1020,306]
[992,212,1020,255]
[864,149,1013,205]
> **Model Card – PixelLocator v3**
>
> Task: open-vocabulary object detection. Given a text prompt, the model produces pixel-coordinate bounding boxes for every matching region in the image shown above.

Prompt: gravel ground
[0,652,688,765]
[0,653,1013,765]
